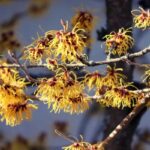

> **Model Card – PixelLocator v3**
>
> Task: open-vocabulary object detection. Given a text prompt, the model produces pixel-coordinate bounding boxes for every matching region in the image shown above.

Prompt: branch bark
[1,46,149,69]
[100,93,150,149]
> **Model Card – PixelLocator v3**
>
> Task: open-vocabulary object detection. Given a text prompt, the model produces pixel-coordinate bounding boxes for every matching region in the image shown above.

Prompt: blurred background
[0,0,150,150]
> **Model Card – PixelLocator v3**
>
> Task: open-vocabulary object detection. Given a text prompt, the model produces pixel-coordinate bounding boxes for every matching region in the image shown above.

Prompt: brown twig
[132,88,150,94]
[0,63,47,69]
[8,51,38,83]
[1,46,149,69]
[125,59,150,68]
[69,46,150,67]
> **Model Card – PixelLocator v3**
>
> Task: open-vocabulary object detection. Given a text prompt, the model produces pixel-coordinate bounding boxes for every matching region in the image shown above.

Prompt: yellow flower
[46,58,58,70]
[143,69,150,86]
[36,70,89,114]
[0,30,21,53]
[71,10,95,48]
[64,93,89,114]
[132,7,150,30]
[0,85,37,126]
[71,10,95,33]
[45,20,86,62]
[35,77,64,104]
[97,82,138,108]
[95,66,129,105]
[84,71,103,90]
[62,136,100,150]
[0,61,26,88]
[63,141,92,150]
[0,85,24,108]
[0,101,37,127]
[23,36,51,64]
[28,0,51,17]
[102,65,126,88]
[102,88,137,108]
[105,28,134,56]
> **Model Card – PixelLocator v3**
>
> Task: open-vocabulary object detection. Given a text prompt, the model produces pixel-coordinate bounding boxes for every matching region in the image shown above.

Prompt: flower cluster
[0,30,20,53]
[63,142,92,150]
[0,61,26,88]
[36,68,89,114]
[28,0,51,17]
[46,20,86,62]
[84,71,103,90]
[23,36,51,64]
[143,69,150,86]
[71,10,95,32]
[100,84,138,108]
[102,65,126,87]
[46,58,58,70]
[0,85,37,126]
[84,65,125,91]
[63,140,102,150]
[87,65,139,109]
[71,10,95,48]
[62,135,100,150]
[132,7,150,30]
[0,61,37,126]
[23,20,87,64]
[104,28,134,56]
